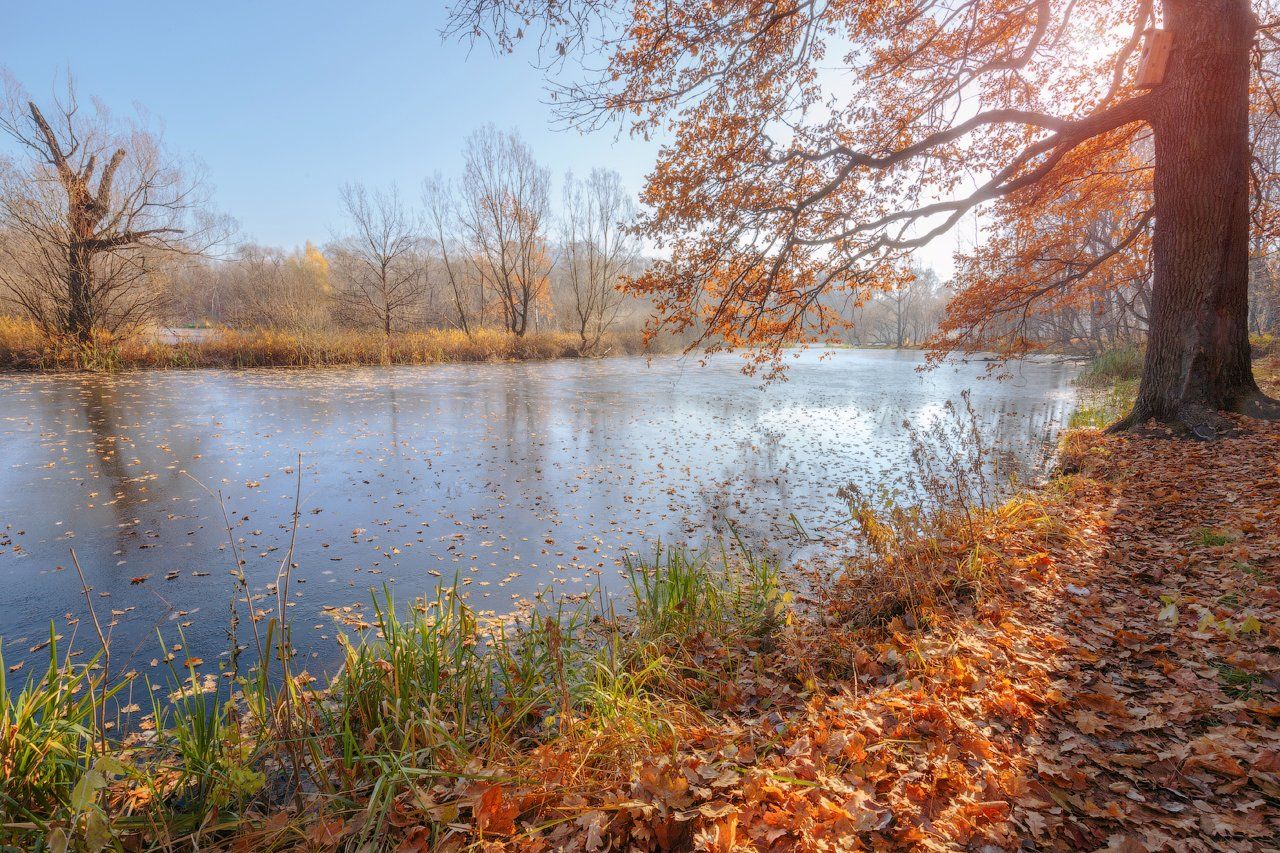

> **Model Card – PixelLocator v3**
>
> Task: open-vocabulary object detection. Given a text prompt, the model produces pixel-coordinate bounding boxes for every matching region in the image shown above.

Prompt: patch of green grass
[1234,560,1266,579]
[1078,346,1144,387]
[1068,347,1143,429]
[1194,528,1233,547]
[626,540,784,643]
[1068,405,1110,430]
[1252,332,1279,359]
[1215,664,1264,699]
[0,628,120,828]
[1068,378,1138,430]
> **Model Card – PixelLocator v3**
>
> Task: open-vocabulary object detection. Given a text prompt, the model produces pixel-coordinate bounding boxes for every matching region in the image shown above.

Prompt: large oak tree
[450,0,1280,436]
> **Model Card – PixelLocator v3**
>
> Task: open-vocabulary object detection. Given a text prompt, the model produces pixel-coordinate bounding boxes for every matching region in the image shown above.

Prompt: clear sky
[0,0,660,249]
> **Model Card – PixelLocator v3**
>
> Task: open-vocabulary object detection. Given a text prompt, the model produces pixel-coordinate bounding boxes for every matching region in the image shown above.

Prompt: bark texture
[1118,0,1278,436]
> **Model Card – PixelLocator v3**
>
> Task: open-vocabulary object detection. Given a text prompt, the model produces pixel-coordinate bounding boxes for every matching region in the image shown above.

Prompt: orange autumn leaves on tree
[939,126,1155,358]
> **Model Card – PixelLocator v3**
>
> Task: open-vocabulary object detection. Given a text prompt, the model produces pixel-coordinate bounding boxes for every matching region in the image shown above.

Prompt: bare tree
[883,279,915,349]
[1251,252,1280,336]
[560,168,637,352]
[0,74,223,341]
[459,126,552,336]
[328,183,422,339]
[1250,98,1280,339]
[422,174,474,335]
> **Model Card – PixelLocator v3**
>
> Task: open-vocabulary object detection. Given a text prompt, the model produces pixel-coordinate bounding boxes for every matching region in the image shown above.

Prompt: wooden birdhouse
[1135,29,1174,88]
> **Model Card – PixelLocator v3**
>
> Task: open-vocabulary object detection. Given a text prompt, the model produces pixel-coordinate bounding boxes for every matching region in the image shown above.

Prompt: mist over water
[0,349,1077,680]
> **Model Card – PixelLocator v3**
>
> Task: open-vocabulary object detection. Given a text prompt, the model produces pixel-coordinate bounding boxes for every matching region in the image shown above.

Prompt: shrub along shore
[2,362,1277,851]
[0,318,655,371]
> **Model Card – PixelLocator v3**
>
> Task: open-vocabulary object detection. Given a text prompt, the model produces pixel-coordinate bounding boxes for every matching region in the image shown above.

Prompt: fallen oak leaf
[474,784,519,835]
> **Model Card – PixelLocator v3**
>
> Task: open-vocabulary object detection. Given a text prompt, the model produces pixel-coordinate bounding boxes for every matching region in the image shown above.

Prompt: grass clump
[1251,332,1279,359]
[1068,377,1139,429]
[0,541,783,851]
[1215,663,1265,699]
[627,540,785,643]
[0,632,113,827]
[1066,346,1143,430]
[1077,345,1144,387]
[1193,528,1233,547]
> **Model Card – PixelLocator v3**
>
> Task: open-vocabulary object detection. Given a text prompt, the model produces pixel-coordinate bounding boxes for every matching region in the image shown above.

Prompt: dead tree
[0,75,219,340]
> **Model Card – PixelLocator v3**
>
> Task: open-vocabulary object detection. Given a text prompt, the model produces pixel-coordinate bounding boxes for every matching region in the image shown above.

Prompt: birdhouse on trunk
[1135,29,1174,88]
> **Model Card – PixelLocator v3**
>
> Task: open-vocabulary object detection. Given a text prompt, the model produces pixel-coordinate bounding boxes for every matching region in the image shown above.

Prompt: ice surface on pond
[0,349,1077,678]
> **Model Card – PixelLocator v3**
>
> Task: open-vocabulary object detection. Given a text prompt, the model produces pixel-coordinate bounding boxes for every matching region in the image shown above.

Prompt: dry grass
[0,318,653,371]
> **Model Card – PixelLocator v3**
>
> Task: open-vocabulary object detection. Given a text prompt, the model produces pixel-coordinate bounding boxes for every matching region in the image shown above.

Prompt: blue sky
[1,0,659,249]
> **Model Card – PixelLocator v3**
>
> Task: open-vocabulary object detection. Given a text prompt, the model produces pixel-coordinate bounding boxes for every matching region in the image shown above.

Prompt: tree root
[1106,384,1278,440]
[1235,390,1280,420]
[1174,404,1232,441]
[1108,402,1231,441]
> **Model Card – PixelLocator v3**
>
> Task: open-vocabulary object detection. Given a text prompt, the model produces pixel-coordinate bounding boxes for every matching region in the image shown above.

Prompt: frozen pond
[0,349,1077,680]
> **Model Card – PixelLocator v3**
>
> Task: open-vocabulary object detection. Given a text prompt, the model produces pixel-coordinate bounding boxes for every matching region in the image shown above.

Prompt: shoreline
[0,323,658,373]
[0,335,1091,376]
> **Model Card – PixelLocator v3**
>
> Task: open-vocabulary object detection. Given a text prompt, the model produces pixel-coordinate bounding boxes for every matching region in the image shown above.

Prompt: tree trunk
[452,284,471,337]
[512,299,527,336]
[66,243,94,343]
[1118,0,1277,436]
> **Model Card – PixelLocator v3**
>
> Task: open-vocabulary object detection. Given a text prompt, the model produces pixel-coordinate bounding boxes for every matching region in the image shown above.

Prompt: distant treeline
[0,77,661,357]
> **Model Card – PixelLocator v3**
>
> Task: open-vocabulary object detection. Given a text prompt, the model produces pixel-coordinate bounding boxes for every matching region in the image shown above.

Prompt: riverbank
[3,372,1277,850]
[0,318,654,371]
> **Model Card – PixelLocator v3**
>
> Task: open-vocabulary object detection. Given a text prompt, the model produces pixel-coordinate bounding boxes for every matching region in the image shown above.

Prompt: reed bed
[0,318,652,371]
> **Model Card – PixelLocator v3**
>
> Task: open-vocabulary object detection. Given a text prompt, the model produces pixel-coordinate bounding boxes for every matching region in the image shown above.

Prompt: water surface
[0,349,1077,679]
